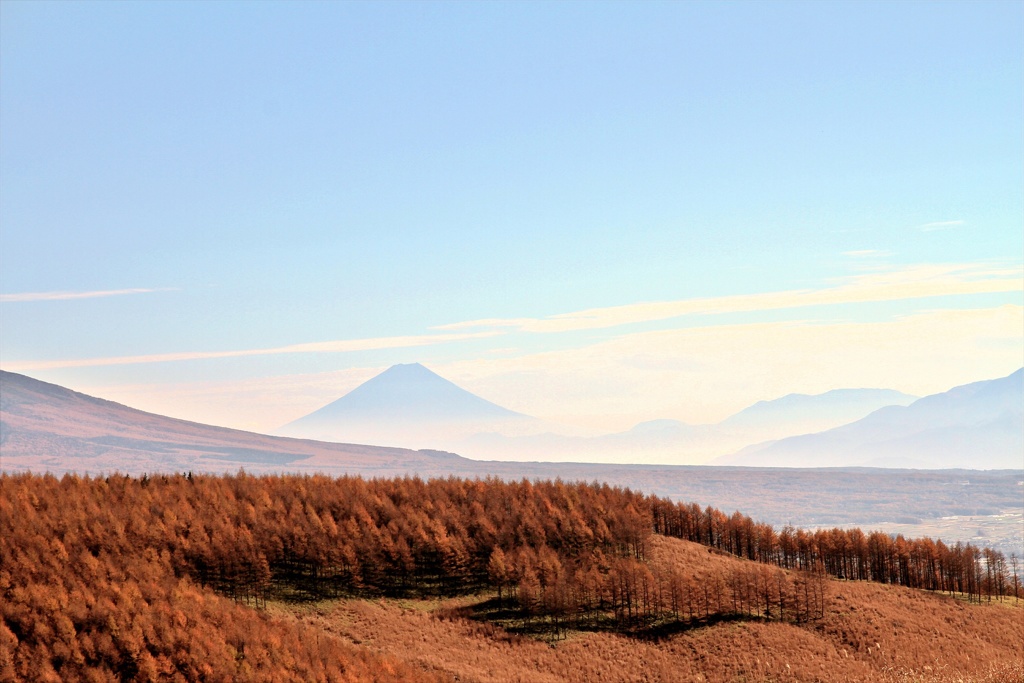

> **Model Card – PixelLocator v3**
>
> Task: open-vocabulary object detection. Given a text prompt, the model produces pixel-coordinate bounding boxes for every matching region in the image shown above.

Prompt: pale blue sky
[1,1,1021,433]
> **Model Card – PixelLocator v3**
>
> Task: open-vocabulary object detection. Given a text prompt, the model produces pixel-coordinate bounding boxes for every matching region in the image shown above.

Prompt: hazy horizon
[2,2,1021,439]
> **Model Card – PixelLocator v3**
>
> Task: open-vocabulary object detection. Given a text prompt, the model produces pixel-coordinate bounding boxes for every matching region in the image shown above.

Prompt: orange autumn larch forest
[2,471,1021,682]
[3,2,1023,682]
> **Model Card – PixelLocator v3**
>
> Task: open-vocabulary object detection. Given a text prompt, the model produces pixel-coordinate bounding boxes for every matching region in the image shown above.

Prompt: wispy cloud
[0,287,175,303]
[438,304,1024,429]
[434,263,1023,335]
[8,262,1020,377]
[3,331,499,371]
[918,219,966,232]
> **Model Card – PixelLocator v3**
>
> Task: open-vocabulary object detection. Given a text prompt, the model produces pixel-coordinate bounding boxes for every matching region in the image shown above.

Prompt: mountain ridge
[5,366,1017,470]
[717,368,1024,469]
[720,387,917,431]
[0,369,474,476]
[454,387,921,463]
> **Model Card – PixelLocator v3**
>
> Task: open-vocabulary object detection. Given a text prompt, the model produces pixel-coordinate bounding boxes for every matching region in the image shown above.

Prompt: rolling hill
[281,534,1023,683]
[0,369,472,476]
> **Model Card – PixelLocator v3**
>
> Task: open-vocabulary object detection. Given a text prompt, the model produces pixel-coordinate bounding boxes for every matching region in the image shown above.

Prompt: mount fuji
[277,363,541,449]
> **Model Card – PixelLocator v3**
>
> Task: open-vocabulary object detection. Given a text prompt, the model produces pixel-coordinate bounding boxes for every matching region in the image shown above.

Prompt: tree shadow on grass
[455,596,769,643]
[636,612,756,641]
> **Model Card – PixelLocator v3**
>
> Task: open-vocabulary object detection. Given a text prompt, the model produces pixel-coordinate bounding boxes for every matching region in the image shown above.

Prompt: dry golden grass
[272,536,1023,683]
[821,579,1023,674]
[648,531,765,579]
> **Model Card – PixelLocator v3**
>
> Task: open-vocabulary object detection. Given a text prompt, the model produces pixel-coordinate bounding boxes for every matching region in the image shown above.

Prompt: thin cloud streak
[438,304,1024,429]
[75,304,1024,435]
[3,331,500,371]
[0,287,176,303]
[918,220,966,232]
[434,263,1023,335]
[7,263,1019,375]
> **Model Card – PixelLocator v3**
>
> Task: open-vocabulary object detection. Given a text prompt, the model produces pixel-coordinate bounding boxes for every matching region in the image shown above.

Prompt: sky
[1,1,1022,436]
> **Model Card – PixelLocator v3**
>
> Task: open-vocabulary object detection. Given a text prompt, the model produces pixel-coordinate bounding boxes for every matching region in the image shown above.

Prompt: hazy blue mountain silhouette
[718,369,1024,469]
[456,388,919,464]
[720,388,917,433]
[278,364,536,447]
[286,363,527,425]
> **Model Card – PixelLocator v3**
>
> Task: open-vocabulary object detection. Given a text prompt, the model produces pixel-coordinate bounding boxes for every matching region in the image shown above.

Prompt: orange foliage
[1,471,1020,682]
[0,473,449,682]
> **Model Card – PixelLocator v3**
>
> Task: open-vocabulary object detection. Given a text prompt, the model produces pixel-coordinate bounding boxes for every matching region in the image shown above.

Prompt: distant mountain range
[280,364,1019,469]
[716,369,1023,469]
[433,384,918,464]
[274,363,925,463]
[3,365,1019,471]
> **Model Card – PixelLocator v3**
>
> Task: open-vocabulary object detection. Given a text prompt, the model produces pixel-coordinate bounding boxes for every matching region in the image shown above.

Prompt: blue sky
[1,1,1021,434]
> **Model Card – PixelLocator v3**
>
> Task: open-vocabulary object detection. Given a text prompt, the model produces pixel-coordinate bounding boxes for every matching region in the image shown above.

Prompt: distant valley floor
[474,462,1024,559]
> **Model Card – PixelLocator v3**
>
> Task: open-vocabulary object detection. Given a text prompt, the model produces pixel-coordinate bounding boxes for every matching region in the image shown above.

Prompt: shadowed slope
[0,369,472,475]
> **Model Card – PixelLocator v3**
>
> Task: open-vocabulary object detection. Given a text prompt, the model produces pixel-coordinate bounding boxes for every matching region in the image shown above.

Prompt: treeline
[650,499,1019,601]
[1,472,1019,679]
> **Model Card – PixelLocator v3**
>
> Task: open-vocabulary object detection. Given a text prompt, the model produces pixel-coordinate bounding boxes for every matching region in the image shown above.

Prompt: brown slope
[649,536,1023,677]
[0,370,472,476]
[277,535,1023,683]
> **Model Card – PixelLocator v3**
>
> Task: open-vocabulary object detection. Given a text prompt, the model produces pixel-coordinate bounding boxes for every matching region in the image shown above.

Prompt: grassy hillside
[273,535,1022,682]
[2,472,1020,682]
